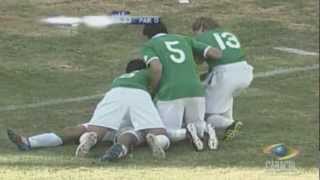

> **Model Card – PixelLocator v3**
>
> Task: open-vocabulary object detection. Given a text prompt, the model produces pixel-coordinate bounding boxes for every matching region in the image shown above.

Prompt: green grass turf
[0,0,319,179]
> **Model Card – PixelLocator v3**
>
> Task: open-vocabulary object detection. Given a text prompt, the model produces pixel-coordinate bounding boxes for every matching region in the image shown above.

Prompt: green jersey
[141,33,209,101]
[111,70,149,91]
[195,28,245,70]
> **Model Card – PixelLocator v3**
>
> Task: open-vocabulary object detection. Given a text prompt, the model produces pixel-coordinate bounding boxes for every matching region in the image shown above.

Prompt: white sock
[155,135,170,150]
[28,133,63,148]
[206,114,234,129]
[167,129,187,142]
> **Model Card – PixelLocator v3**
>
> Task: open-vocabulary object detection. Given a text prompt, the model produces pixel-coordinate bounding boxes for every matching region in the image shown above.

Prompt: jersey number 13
[213,32,241,50]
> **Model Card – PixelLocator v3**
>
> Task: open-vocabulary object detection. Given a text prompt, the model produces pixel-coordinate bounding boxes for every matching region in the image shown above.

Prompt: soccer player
[192,17,254,141]
[98,59,170,161]
[141,21,221,151]
[7,59,170,161]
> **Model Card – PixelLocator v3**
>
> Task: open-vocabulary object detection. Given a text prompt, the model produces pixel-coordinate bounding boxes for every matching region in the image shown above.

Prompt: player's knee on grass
[206,113,233,129]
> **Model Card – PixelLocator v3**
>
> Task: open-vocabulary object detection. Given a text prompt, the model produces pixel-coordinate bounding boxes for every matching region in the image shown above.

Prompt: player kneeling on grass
[141,21,221,151]
[192,17,254,141]
[7,59,170,161]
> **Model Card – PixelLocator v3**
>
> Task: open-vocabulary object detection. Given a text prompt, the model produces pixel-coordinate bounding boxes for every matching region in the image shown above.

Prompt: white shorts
[87,87,165,131]
[204,61,253,114]
[156,97,205,131]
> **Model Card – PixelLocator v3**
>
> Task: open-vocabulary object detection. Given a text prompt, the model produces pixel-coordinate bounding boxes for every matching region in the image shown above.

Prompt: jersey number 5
[213,32,240,50]
[164,41,186,63]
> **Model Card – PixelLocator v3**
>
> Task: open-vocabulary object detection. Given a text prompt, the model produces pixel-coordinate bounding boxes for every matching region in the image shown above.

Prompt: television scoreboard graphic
[42,10,160,28]
[111,11,160,24]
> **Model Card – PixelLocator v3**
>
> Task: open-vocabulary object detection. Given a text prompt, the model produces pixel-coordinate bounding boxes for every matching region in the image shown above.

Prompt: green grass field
[0,0,319,179]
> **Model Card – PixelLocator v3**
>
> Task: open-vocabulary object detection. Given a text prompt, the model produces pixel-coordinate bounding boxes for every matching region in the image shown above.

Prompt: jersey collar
[152,33,167,39]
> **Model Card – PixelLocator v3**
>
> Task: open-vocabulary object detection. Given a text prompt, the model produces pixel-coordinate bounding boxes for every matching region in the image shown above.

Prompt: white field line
[273,47,319,56]
[254,64,319,78]
[0,94,104,112]
[0,64,318,112]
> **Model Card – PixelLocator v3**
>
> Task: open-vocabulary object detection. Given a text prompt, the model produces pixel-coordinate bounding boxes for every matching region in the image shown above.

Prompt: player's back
[111,70,149,91]
[143,34,204,101]
[195,28,245,69]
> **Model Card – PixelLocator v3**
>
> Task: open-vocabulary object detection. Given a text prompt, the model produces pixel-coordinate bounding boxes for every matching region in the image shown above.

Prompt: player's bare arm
[149,59,162,96]
[194,53,205,64]
[205,47,222,60]
[195,47,222,64]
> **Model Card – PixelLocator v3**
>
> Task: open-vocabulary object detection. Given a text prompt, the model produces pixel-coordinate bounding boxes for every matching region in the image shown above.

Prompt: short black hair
[142,21,168,39]
[126,58,146,73]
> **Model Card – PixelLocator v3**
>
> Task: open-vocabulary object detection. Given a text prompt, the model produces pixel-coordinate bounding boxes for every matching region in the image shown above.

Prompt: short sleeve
[141,43,159,65]
[188,37,212,58]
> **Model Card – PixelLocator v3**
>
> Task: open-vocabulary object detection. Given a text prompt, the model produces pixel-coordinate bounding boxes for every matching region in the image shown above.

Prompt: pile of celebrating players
[7,17,253,162]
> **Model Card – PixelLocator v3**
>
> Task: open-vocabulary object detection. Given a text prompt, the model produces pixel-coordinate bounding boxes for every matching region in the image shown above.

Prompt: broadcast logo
[263,143,299,172]
[263,143,299,160]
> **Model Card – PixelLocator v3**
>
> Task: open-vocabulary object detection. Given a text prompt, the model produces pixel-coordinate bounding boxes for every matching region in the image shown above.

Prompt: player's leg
[145,128,170,159]
[206,96,244,141]
[59,125,87,143]
[206,101,234,129]
[7,90,119,152]
[205,69,235,128]
[7,125,86,151]
[7,89,119,153]
[184,97,219,151]
[184,97,207,151]
[128,89,170,158]
[100,127,142,161]
[75,89,128,157]
[75,125,115,157]
[207,104,243,141]
[222,63,253,141]
[156,99,184,144]
[205,63,253,141]
[100,128,170,161]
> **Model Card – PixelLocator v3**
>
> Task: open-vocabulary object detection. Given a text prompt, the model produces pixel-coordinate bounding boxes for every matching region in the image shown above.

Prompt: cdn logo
[263,143,300,160]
